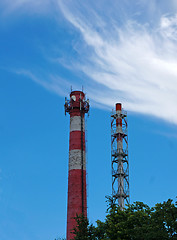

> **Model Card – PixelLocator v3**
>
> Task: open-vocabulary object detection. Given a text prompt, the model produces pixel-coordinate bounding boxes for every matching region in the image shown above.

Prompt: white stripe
[116,125,123,134]
[70,116,85,132]
[69,149,86,170]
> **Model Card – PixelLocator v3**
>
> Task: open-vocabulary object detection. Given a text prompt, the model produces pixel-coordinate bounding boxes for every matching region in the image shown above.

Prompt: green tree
[73,198,177,240]
[150,199,177,239]
[72,214,96,240]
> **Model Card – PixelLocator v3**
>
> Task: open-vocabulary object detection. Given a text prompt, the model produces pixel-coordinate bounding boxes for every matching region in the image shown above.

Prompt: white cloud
[160,15,177,40]
[0,0,54,15]
[53,1,177,124]
[2,0,177,124]
[14,69,71,97]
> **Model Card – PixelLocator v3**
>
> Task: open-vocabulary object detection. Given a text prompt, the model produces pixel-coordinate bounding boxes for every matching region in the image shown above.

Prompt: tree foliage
[72,214,96,240]
[73,198,177,240]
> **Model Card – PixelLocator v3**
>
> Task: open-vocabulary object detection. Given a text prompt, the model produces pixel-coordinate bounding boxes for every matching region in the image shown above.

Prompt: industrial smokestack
[65,90,89,240]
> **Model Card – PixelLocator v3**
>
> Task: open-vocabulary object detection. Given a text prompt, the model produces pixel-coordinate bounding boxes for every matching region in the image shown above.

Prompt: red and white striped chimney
[65,90,89,240]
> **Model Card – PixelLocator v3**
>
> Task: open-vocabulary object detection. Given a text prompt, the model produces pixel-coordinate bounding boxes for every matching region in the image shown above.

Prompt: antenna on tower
[80,93,81,111]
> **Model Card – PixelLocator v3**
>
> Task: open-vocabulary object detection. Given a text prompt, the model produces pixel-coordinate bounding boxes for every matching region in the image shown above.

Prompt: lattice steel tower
[111,103,129,210]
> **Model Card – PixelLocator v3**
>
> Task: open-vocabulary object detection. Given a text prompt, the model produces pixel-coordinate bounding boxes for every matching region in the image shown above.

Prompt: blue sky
[1,0,177,239]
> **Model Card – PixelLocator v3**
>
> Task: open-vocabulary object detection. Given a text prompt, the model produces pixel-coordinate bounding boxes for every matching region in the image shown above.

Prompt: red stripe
[69,108,82,117]
[67,169,87,240]
[116,118,122,127]
[69,131,85,151]
[70,111,82,117]
[116,103,122,111]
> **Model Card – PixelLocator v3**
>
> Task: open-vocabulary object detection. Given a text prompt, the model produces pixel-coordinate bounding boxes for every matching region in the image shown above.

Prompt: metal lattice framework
[111,103,129,209]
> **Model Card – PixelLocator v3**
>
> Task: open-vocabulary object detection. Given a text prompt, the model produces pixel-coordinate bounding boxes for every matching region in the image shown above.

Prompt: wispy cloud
[0,0,54,16]
[14,69,71,97]
[56,1,177,124]
[2,0,177,124]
